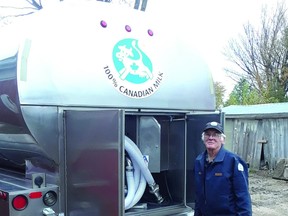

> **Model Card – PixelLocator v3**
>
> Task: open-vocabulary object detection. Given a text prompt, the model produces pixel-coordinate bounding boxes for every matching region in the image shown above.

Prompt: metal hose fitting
[149,182,164,203]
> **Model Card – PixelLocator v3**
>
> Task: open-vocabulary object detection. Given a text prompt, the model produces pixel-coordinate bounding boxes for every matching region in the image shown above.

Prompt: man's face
[203,129,222,151]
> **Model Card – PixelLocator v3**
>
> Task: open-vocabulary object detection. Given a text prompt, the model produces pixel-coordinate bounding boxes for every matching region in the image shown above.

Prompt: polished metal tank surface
[0,1,215,171]
[0,1,215,215]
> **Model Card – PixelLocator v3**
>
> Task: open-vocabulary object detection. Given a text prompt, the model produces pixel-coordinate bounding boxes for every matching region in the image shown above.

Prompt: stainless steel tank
[0,0,216,210]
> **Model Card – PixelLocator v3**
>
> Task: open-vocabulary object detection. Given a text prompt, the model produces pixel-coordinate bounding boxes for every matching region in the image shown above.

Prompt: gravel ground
[249,170,288,215]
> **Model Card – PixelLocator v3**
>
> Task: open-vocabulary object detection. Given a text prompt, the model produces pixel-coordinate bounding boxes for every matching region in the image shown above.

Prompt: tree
[223,1,288,103]
[224,78,272,106]
[214,81,226,110]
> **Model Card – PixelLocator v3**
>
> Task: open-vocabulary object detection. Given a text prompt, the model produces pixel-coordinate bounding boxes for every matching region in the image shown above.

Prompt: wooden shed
[222,102,288,170]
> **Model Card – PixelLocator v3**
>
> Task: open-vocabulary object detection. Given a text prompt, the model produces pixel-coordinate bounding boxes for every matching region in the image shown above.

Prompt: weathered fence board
[223,103,288,170]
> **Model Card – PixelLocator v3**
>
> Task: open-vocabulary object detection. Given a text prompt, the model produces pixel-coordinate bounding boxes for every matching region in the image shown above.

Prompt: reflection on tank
[0,54,57,176]
[0,54,24,127]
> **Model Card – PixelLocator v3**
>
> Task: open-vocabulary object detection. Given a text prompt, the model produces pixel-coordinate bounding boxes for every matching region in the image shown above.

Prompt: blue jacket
[194,145,252,216]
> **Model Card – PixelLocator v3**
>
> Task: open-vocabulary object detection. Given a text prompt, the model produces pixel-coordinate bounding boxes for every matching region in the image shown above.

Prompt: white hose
[127,172,146,209]
[124,136,155,185]
[131,158,141,192]
[124,136,156,210]
[124,168,136,209]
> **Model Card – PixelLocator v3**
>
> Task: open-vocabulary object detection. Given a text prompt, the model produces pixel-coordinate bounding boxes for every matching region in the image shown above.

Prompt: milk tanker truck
[0,1,223,215]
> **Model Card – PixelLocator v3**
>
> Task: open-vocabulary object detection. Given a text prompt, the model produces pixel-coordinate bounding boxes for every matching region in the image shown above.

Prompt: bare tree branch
[223,0,288,102]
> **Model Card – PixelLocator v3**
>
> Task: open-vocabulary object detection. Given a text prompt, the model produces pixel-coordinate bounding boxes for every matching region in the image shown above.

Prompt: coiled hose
[124,136,164,210]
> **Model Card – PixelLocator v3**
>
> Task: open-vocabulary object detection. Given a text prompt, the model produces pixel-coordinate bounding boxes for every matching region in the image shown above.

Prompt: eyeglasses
[204,132,221,138]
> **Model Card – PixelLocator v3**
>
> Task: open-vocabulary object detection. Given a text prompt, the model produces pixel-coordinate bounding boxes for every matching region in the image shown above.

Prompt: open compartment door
[64,109,124,216]
[186,113,224,209]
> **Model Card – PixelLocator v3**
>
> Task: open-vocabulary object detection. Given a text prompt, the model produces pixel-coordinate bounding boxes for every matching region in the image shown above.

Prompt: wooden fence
[224,115,288,170]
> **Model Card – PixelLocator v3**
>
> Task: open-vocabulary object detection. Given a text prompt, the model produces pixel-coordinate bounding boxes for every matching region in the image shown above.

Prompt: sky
[0,0,284,97]
[147,0,282,97]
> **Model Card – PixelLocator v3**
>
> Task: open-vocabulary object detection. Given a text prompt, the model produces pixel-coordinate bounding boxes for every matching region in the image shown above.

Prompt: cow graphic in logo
[113,39,153,84]
[104,38,163,99]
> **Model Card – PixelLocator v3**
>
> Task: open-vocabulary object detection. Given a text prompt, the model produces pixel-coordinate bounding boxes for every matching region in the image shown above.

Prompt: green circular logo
[112,38,153,84]
[103,38,163,99]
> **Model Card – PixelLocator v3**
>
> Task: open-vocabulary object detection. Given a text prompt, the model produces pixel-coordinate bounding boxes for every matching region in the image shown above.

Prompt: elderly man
[194,121,252,216]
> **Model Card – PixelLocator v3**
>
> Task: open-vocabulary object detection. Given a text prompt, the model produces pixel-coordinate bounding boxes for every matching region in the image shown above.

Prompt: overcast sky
[147,0,284,97]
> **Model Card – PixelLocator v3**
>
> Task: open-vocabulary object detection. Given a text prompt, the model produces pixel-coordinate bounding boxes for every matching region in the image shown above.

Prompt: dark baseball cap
[203,121,224,134]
